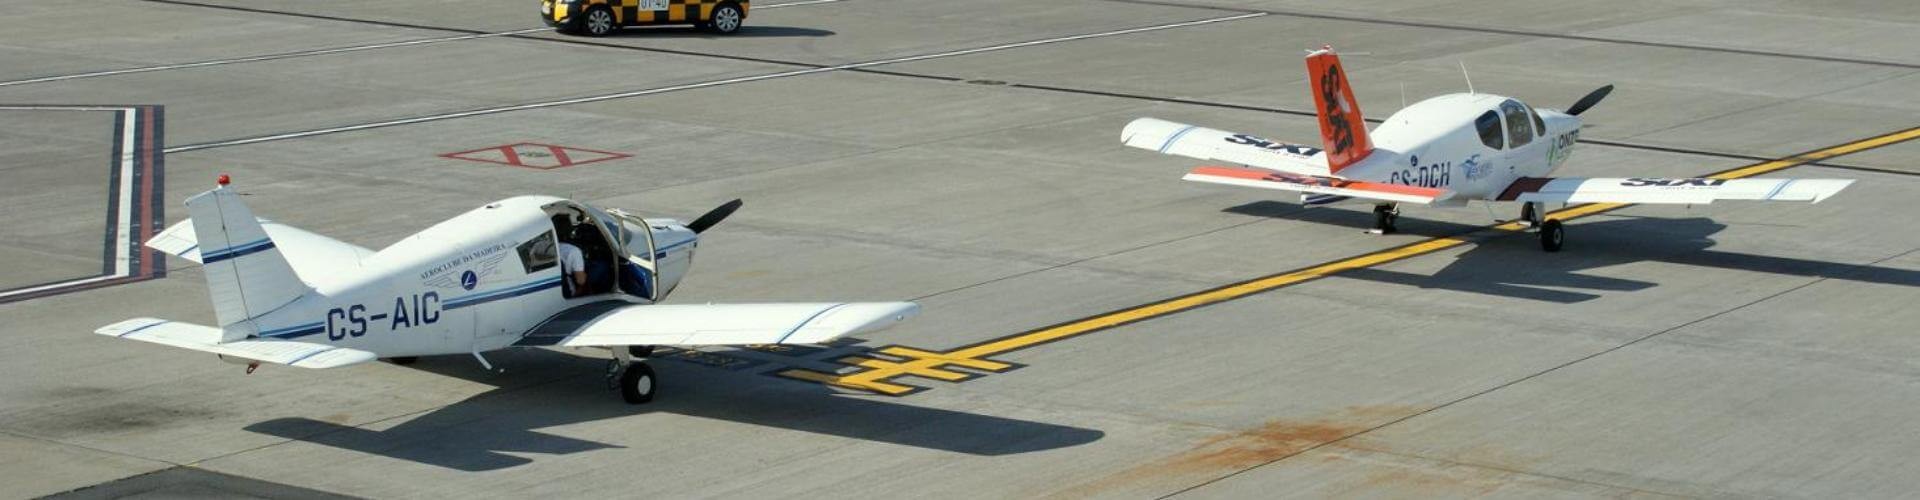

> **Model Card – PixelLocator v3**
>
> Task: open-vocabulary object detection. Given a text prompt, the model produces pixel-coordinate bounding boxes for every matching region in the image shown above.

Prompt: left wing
[1496,177,1853,204]
[1184,166,1450,205]
[96,318,376,369]
[517,302,920,348]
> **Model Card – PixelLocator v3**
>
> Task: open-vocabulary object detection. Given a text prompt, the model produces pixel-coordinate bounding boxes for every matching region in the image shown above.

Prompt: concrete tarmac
[2,0,1917,498]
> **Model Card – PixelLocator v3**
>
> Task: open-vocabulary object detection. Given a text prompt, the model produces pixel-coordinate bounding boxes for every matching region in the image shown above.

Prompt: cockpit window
[518,230,557,273]
[1501,100,1533,147]
[1474,110,1505,149]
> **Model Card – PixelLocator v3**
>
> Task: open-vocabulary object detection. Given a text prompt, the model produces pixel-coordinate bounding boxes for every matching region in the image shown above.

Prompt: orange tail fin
[1306,46,1372,174]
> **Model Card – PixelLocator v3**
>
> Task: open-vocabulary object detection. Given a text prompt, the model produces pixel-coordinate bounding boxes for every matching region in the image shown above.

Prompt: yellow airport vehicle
[542,0,748,36]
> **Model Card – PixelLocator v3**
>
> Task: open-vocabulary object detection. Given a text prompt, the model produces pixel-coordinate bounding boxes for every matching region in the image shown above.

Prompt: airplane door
[620,217,662,302]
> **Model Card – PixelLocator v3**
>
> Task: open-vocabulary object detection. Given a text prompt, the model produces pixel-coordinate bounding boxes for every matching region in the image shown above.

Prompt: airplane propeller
[1565,84,1614,116]
[685,199,744,234]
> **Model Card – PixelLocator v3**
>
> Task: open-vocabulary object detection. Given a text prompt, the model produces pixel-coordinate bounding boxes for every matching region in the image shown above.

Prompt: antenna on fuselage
[1458,60,1475,94]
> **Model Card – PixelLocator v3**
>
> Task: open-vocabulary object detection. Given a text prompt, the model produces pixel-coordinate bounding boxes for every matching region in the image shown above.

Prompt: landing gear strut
[1520,202,1540,228]
[1369,204,1399,234]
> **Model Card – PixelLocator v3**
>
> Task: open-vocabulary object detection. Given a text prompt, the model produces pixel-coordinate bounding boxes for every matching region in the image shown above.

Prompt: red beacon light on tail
[216,174,231,186]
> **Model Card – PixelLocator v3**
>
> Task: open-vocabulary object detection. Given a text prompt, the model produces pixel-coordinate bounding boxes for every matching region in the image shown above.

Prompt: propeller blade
[1565,84,1613,116]
[685,199,743,234]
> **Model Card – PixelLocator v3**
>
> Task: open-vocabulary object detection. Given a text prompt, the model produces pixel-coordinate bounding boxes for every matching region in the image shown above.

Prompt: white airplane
[1122,46,1853,251]
[96,176,919,404]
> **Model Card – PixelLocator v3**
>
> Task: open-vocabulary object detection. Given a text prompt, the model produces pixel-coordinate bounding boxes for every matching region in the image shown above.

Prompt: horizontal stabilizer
[97,318,375,369]
[524,302,920,348]
[1496,177,1854,204]
[1123,118,1333,177]
[147,218,371,275]
[1184,166,1448,205]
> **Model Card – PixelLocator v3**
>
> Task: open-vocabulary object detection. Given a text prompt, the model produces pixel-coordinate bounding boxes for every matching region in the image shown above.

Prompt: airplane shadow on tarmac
[609,25,835,38]
[1227,201,1920,303]
[246,349,1102,471]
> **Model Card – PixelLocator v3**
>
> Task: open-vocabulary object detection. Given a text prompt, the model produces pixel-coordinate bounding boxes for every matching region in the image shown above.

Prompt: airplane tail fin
[1306,46,1373,174]
[185,180,311,342]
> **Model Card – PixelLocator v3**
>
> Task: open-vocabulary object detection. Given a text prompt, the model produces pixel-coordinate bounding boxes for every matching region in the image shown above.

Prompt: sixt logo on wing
[1224,134,1322,157]
[1621,178,1728,187]
[1390,154,1452,188]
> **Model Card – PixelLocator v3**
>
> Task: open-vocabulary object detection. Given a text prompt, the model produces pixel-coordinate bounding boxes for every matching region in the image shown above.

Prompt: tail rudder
[187,179,310,342]
[1306,45,1373,174]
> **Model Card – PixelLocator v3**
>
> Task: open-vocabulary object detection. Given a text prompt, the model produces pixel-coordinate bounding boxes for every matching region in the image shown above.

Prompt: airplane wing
[1123,117,1334,177]
[1183,166,1450,205]
[148,218,373,275]
[96,318,376,369]
[1496,177,1853,204]
[516,302,920,348]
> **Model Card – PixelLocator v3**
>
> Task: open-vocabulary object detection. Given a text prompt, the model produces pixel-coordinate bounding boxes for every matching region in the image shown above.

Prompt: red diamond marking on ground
[440,142,632,170]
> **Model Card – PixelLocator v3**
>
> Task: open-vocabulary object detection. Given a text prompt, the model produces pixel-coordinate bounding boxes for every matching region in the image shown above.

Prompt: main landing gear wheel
[1370,204,1399,234]
[620,361,656,404]
[583,7,616,37]
[1540,219,1565,252]
[628,345,655,358]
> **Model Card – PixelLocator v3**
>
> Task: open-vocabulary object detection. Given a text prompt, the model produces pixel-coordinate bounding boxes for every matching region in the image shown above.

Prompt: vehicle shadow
[245,349,1102,471]
[1225,201,1920,303]
[610,25,835,38]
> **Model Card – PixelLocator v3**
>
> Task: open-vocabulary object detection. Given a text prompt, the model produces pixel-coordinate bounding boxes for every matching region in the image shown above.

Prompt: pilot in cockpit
[551,215,588,297]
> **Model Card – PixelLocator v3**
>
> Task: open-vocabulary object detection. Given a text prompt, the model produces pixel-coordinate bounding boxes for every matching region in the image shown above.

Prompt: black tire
[620,362,656,404]
[582,6,617,37]
[627,345,655,358]
[1540,219,1565,252]
[707,3,743,34]
[385,356,419,365]
[1372,206,1397,234]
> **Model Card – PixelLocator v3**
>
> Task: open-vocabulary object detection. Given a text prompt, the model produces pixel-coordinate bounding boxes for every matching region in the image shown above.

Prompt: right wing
[96,318,375,369]
[1123,117,1334,177]
[1496,177,1853,204]
[517,302,920,348]
[1183,166,1450,205]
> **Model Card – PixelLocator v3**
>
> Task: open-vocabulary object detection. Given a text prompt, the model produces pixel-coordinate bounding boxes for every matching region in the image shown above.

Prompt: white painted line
[0,28,548,88]
[758,0,845,8]
[166,12,1266,153]
[0,274,130,298]
[115,108,136,277]
[0,106,142,300]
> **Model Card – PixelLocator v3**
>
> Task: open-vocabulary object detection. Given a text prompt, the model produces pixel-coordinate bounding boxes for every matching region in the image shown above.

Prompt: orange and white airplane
[1122,46,1852,251]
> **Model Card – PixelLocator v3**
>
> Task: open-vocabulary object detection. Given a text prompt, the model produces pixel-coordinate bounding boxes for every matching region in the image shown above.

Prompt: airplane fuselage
[241,196,695,358]
[1333,93,1582,204]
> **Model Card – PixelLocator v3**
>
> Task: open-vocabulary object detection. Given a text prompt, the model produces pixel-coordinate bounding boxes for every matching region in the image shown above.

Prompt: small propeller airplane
[1122,46,1853,251]
[97,176,919,404]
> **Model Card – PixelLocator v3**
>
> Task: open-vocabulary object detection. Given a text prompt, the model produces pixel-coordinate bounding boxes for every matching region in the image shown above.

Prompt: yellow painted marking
[879,346,1015,371]
[779,368,917,395]
[783,127,1920,395]
[838,356,971,381]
